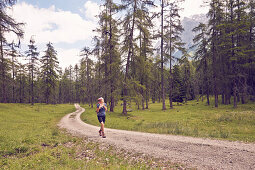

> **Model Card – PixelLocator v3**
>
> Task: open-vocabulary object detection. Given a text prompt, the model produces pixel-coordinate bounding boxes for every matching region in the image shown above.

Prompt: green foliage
[192,0,255,108]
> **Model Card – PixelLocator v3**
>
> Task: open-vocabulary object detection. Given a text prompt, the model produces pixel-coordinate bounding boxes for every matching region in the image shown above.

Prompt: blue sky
[9,0,208,68]
[19,0,101,15]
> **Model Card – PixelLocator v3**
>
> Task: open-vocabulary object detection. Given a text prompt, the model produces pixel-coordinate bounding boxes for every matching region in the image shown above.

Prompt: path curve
[58,104,255,170]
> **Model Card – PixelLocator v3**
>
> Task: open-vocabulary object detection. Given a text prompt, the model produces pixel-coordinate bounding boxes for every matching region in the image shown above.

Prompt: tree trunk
[142,91,145,110]
[233,80,237,108]
[109,1,114,112]
[11,47,15,103]
[161,0,166,110]
[205,53,210,106]
[91,96,93,108]
[122,0,137,115]
[212,35,218,107]
[241,78,247,104]
[31,63,34,105]
[169,20,173,109]
[230,0,237,108]
[19,72,22,103]
[221,92,224,104]
[0,26,7,103]
[145,84,149,109]
[206,92,210,105]
[212,0,218,108]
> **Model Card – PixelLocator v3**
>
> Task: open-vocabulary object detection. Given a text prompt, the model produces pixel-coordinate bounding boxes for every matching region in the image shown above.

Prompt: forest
[0,0,255,115]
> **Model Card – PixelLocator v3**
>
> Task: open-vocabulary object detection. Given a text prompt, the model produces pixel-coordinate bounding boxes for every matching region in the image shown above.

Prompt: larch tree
[160,0,167,110]
[164,0,185,108]
[207,0,225,107]
[137,1,154,110]
[105,0,121,112]
[120,0,138,115]
[192,23,211,105]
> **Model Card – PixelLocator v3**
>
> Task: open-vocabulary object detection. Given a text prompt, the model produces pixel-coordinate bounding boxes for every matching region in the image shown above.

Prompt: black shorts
[97,115,105,124]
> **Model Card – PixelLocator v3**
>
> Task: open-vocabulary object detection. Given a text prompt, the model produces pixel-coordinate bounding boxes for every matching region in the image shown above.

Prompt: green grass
[0,103,180,169]
[81,99,255,142]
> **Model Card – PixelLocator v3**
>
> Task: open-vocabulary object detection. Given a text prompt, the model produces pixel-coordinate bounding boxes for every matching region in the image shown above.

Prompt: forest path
[58,104,255,170]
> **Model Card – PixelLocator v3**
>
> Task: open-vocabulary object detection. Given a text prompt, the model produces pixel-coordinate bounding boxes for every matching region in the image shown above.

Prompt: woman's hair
[98,97,104,102]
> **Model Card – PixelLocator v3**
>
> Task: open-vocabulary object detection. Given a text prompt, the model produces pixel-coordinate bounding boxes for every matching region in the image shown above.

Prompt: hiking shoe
[99,130,102,136]
[102,132,106,138]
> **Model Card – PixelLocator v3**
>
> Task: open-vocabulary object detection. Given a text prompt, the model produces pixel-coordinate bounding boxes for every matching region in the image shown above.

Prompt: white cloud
[56,48,81,68]
[150,0,208,19]
[7,2,98,45]
[83,1,100,21]
[180,0,209,18]
[6,2,101,68]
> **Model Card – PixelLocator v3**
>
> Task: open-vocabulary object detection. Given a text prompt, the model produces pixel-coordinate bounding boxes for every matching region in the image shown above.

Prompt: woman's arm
[96,104,100,113]
[104,103,107,111]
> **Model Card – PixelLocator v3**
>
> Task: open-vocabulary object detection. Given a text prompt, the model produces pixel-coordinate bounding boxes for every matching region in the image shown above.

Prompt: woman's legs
[97,116,106,138]
[101,122,104,133]
[101,122,106,138]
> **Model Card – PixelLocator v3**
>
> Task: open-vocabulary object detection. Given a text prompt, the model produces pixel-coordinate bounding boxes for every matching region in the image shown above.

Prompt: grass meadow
[81,99,255,142]
[0,103,177,169]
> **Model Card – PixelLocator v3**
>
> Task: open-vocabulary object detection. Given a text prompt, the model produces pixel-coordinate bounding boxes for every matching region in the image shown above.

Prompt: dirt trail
[58,104,255,170]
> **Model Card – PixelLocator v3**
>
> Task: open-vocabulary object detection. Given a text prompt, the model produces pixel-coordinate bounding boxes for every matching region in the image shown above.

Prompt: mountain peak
[181,13,208,48]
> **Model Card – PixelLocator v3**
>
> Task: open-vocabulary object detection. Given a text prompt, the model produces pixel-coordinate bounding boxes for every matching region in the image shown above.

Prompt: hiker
[96,97,107,138]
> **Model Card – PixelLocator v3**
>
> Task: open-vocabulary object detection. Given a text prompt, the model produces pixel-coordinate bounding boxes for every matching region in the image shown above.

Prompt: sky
[7,0,209,68]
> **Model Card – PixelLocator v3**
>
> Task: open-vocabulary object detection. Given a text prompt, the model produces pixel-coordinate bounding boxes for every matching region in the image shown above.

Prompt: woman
[96,97,107,138]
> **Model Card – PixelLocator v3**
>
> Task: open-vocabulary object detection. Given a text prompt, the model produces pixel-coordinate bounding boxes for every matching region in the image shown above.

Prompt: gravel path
[58,104,255,170]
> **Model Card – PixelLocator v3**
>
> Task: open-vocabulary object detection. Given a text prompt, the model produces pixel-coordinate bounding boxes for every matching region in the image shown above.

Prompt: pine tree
[172,65,185,103]
[80,47,94,107]
[41,42,59,104]
[120,0,139,114]
[207,0,225,107]
[180,56,195,102]
[235,0,250,104]
[59,68,72,103]
[25,37,39,105]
